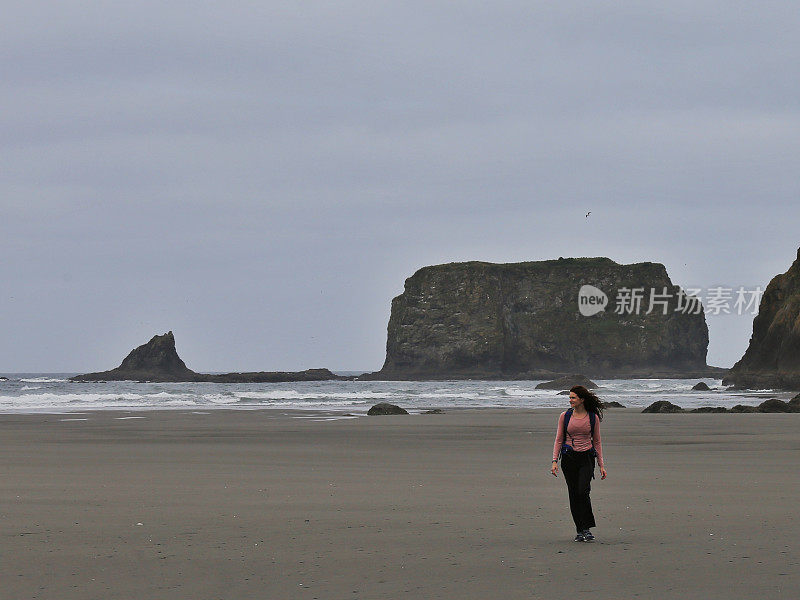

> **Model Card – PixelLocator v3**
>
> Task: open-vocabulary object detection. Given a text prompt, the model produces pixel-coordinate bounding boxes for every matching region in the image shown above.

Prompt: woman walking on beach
[551,385,606,542]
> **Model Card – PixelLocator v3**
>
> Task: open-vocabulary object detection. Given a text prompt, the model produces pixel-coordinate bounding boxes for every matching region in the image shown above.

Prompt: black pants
[560,449,596,532]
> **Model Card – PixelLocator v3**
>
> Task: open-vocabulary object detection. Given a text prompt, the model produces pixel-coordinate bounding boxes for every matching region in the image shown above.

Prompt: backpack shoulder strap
[563,408,573,442]
[589,411,596,437]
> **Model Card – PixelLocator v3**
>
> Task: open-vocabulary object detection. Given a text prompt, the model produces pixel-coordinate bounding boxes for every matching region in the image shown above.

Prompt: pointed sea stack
[70,332,349,383]
[71,332,199,382]
[723,247,800,390]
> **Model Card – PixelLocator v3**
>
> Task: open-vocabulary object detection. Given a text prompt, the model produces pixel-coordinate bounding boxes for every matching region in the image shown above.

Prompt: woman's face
[568,392,584,409]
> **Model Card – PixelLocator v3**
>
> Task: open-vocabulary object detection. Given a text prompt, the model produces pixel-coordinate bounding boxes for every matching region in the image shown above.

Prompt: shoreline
[0,401,789,417]
[0,387,792,417]
[4,374,794,415]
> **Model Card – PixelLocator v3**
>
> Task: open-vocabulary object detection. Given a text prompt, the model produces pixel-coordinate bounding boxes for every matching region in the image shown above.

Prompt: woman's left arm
[594,418,607,480]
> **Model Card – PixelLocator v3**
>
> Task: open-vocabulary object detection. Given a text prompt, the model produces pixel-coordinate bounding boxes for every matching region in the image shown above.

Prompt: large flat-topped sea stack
[723,247,800,390]
[367,258,725,380]
[70,332,348,383]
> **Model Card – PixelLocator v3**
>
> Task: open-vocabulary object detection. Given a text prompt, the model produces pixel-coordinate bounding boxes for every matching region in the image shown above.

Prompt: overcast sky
[2,1,799,373]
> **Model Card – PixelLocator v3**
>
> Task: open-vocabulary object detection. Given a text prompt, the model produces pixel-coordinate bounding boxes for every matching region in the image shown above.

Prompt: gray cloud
[2,1,799,371]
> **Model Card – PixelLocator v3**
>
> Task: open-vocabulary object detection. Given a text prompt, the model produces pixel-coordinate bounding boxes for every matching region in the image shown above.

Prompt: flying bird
[585,211,591,218]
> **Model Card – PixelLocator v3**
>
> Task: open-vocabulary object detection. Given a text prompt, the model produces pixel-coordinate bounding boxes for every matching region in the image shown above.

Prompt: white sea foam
[198,394,240,404]
[2,392,152,403]
[237,399,367,408]
[499,388,542,397]
[0,391,198,412]
[0,376,771,414]
[229,390,392,401]
[20,378,68,383]
[416,392,481,399]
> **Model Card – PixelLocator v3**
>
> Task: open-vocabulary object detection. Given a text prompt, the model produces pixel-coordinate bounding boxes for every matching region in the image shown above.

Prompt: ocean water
[0,374,789,415]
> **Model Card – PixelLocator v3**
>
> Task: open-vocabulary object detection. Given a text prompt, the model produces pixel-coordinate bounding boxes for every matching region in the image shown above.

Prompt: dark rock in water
[790,393,800,407]
[367,403,409,415]
[723,247,800,391]
[362,258,722,381]
[691,382,711,391]
[691,406,728,413]
[757,398,796,413]
[642,400,684,413]
[201,368,344,383]
[70,332,349,383]
[536,374,598,390]
[730,404,759,413]
[70,332,197,382]
[557,390,570,395]
[0,376,8,381]
[604,401,626,408]
[422,408,445,414]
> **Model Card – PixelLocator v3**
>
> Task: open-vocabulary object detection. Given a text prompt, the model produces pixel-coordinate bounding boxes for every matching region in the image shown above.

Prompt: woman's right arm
[551,412,565,476]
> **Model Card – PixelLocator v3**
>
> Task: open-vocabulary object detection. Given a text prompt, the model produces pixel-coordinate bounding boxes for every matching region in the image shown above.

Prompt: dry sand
[2,408,798,599]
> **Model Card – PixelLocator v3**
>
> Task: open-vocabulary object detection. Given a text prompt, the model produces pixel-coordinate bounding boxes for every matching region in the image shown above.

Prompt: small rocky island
[70,332,350,383]
[364,258,725,380]
[724,246,800,390]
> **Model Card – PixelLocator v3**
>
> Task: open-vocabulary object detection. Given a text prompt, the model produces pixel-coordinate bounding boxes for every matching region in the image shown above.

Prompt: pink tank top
[552,411,604,468]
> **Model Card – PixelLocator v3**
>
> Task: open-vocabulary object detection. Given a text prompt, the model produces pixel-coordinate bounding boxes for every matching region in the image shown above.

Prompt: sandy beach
[2,408,798,599]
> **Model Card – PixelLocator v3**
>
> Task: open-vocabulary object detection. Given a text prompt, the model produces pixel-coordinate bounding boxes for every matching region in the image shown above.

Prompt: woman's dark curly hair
[570,385,604,421]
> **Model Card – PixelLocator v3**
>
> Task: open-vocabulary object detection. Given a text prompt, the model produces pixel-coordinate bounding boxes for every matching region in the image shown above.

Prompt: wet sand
[2,408,798,599]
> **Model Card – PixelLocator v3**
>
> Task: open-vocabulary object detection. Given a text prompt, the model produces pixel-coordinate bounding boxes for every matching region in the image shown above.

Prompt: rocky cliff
[368,258,721,380]
[723,247,800,390]
[70,332,348,383]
